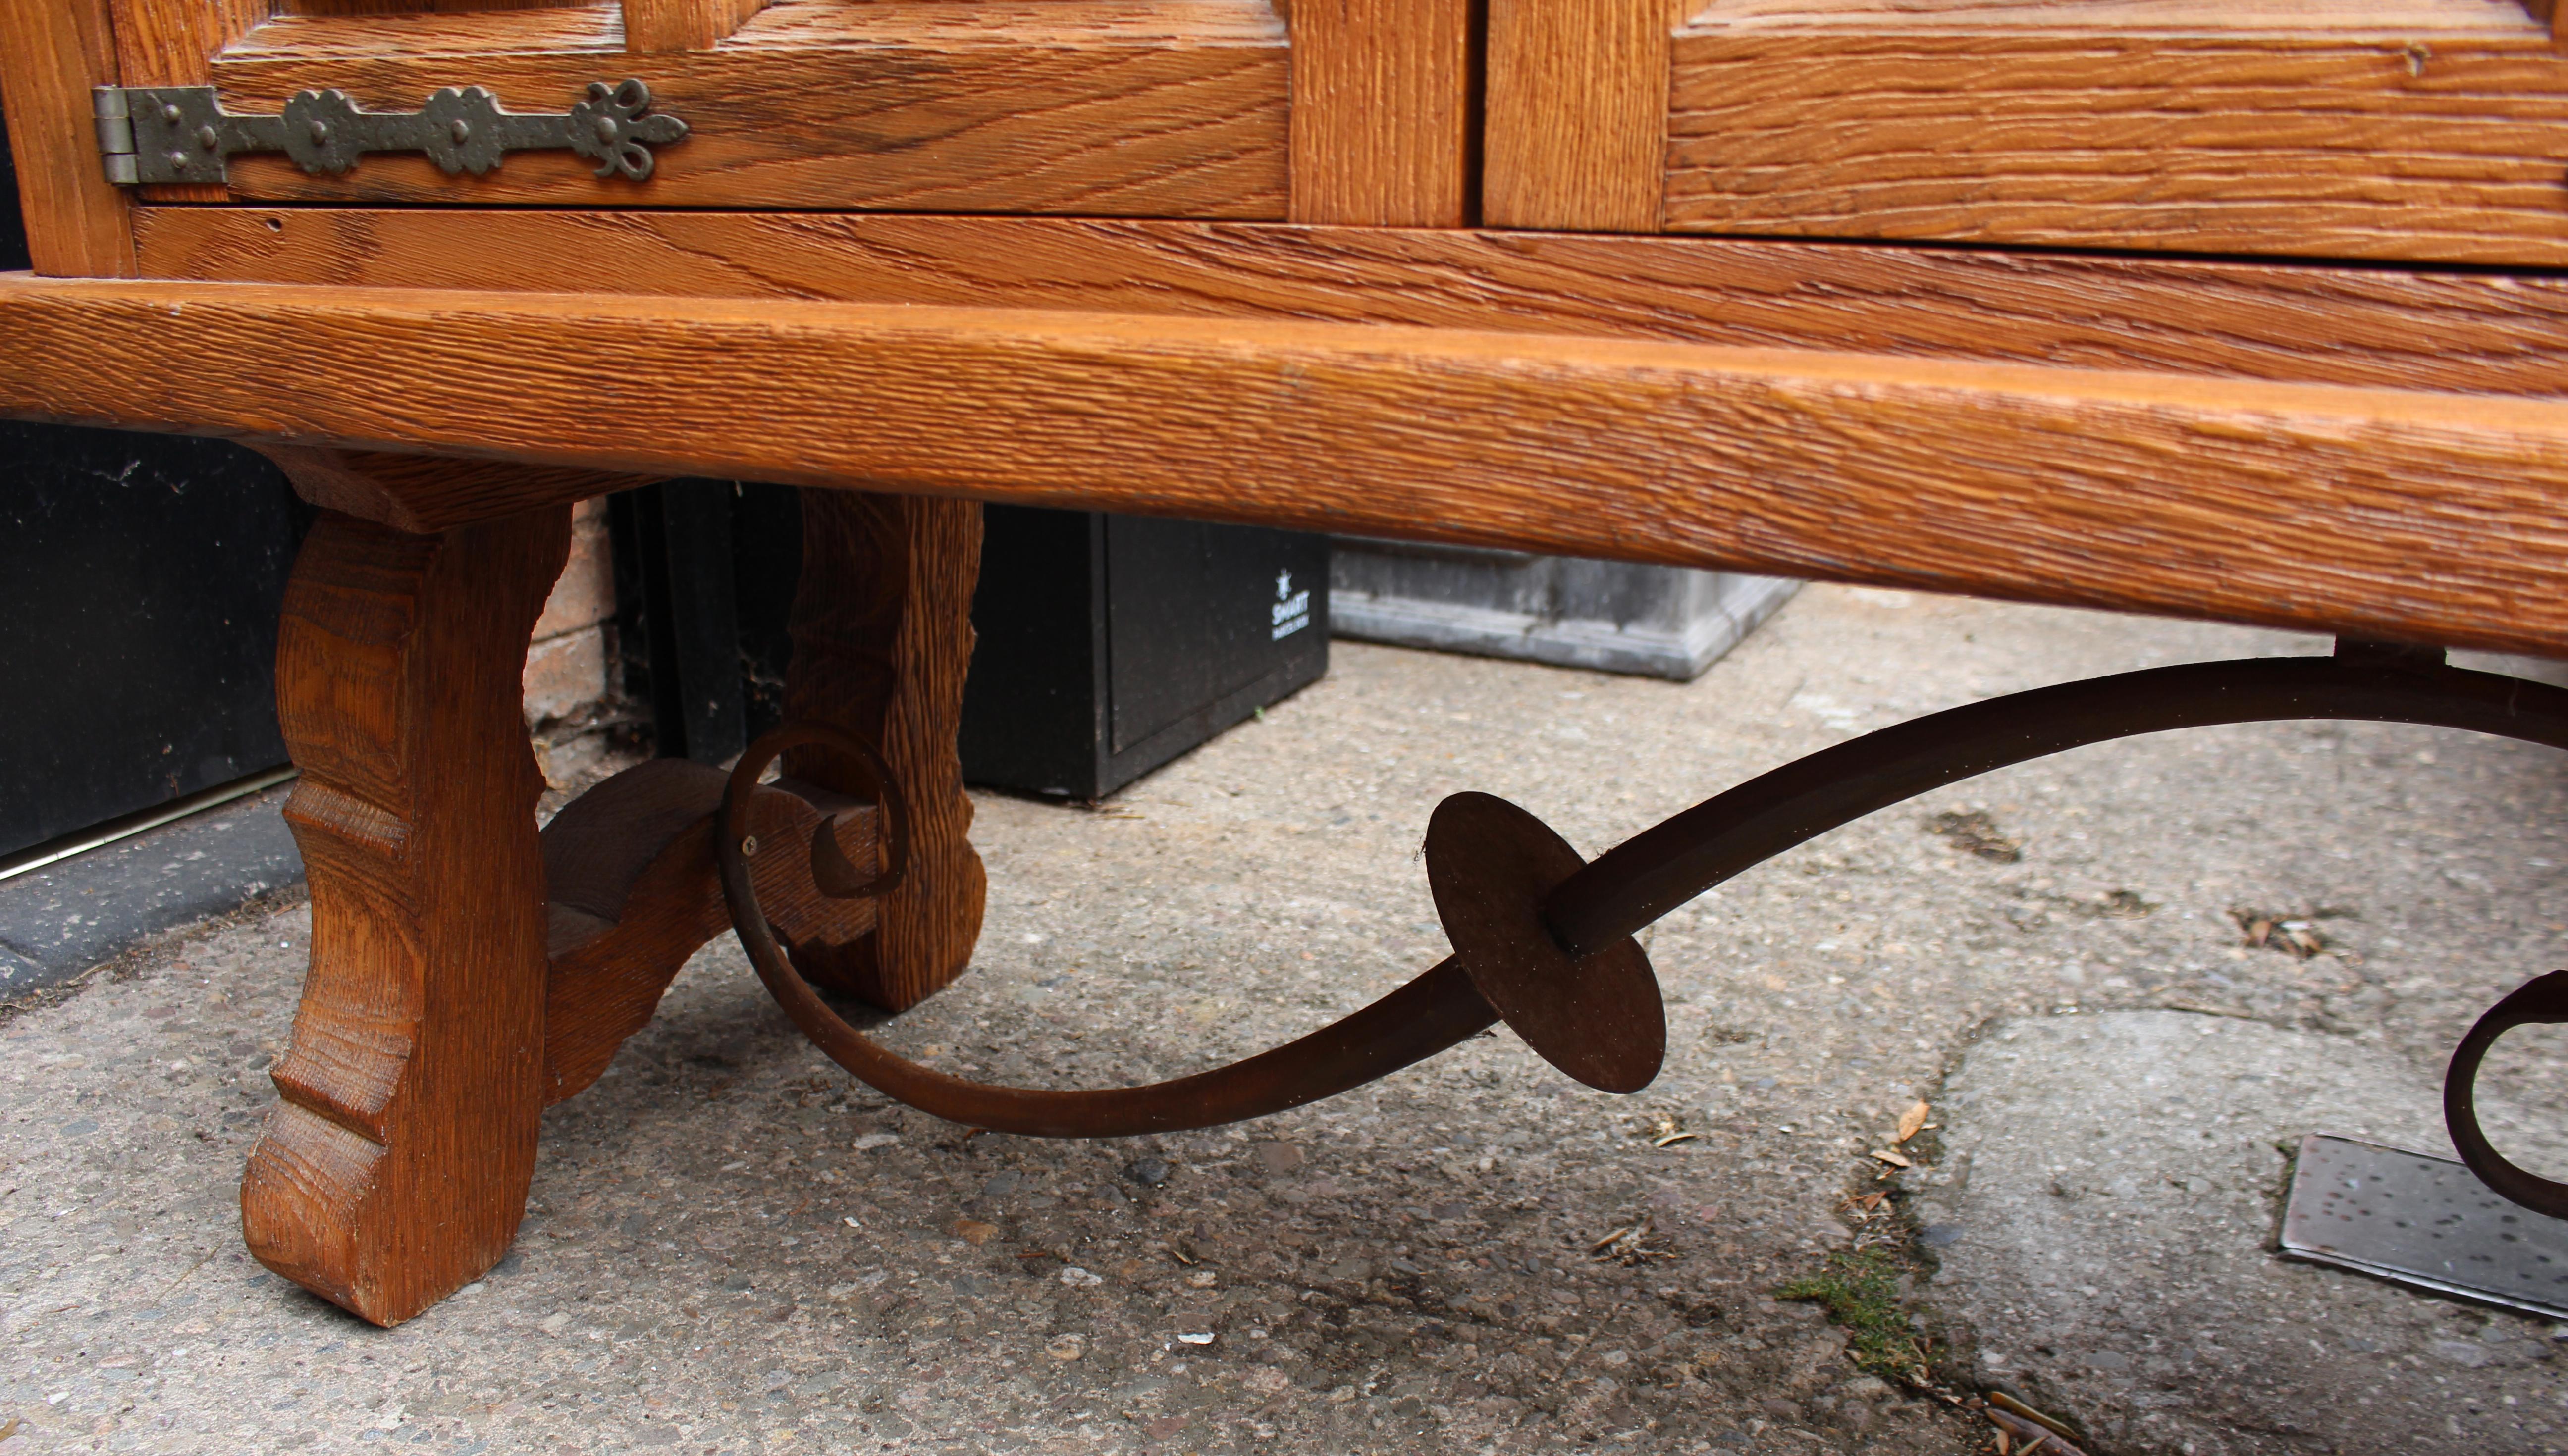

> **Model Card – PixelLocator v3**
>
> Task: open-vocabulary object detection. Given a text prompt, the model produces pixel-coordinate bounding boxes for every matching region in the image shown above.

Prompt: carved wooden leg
[782,491,987,1012]
[241,505,570,1327]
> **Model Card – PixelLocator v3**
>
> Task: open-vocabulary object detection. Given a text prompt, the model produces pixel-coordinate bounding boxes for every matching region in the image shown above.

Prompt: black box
[960,507,1328,799]
[0,423,307,857]
[630,491,1327,799]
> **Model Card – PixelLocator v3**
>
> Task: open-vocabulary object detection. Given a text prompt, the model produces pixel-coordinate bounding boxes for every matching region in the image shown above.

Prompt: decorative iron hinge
[92,78,687,186]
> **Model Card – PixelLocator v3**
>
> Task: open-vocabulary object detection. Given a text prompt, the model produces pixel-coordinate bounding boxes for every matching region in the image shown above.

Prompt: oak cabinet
[42,0,2568,257]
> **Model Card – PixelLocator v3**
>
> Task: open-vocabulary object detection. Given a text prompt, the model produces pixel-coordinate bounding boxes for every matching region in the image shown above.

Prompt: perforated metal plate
[2281,1134,2568,1319]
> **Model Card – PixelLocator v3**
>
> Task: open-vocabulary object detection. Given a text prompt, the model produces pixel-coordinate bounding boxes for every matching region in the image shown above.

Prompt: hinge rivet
[166,150,188,169]
[450,119,472,142]
[309,119,330,142]
[159,103,182,124]
[594,116,618,142]
[196,126,217,149]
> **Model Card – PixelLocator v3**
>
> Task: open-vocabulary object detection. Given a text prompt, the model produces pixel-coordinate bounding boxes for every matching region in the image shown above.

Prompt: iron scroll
[2447,972,2568,1219]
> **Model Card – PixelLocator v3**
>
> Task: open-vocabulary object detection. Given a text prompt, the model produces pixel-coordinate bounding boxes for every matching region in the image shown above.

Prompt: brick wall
[522,497,623,787]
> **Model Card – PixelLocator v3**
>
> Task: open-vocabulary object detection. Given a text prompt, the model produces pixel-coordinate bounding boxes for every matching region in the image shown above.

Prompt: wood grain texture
[201,0,1287,216]
[539,757,878,1105]
[1694,0,2543,28]
[624,0,765,51]
[133,209,2568,398]
[1484,0,1673,230]
[0,0,134,274]
[1285,0,1470,224]
[261,443,656,532]
[107,0,267,89]
[275,0,584,16]
[12,274,2568,658]
[243,504,568,1328]
[1666,9,2568,264]
[783,492,986,1013]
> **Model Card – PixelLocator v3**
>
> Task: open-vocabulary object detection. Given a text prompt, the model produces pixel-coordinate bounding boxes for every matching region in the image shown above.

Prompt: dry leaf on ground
[1895,1100,1930,1143]
[1589,1220,1679,1266]
[1926,810,2022,863]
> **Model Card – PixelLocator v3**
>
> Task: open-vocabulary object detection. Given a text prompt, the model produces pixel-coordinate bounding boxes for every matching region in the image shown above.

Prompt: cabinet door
[92,0,1469,221]
[1489,0,2568,265]
[105,0,1288,214]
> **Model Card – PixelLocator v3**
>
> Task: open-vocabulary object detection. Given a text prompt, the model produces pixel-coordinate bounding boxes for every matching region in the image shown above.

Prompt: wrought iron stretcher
[715,638,2568,1219]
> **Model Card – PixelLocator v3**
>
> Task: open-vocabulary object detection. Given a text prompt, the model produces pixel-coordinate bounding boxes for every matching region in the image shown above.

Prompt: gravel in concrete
[5,584,2568,1455]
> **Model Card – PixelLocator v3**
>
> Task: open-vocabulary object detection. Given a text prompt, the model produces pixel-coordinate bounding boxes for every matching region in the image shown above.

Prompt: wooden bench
[4,0,2566,1326]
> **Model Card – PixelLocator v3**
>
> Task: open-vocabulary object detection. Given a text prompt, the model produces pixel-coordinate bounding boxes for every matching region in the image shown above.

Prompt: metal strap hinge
[89,78,685,187]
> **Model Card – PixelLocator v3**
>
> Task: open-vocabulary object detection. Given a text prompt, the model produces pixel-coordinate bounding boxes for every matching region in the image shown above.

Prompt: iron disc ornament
[1426,791,1663,1094]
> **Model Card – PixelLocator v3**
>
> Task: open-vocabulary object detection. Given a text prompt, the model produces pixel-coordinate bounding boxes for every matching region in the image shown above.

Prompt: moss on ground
[1776,1248,1933,1385]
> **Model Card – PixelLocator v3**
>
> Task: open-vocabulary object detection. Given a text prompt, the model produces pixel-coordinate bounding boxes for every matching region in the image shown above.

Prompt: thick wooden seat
[2,264,2565,655]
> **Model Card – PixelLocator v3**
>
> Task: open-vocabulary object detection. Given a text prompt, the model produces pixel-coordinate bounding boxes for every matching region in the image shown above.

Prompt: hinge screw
[741,835,759,857]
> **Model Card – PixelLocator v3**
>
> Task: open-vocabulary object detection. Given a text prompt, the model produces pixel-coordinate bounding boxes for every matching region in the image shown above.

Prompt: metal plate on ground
[2281,1134,2568,1319]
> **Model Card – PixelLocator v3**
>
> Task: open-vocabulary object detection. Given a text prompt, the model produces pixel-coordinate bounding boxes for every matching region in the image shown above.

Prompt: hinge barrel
[92,87,137,185]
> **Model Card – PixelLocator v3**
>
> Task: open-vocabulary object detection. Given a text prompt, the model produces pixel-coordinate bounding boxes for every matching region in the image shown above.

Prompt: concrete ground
[0,781,300,996]
[6,584,2568,1456]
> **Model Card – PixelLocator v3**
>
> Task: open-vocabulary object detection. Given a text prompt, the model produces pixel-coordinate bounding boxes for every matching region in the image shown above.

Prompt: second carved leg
[780,490,987,1012]
[531,489,991,1101]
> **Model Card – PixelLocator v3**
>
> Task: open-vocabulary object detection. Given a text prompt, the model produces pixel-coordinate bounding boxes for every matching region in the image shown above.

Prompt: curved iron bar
[719,726,1515,1138]
[720,643,2568,1210]
[1542,643,2568,955]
